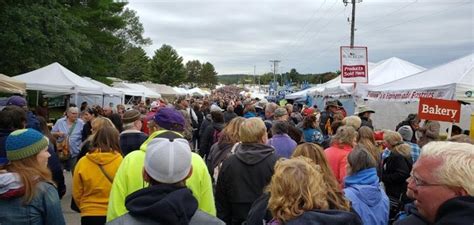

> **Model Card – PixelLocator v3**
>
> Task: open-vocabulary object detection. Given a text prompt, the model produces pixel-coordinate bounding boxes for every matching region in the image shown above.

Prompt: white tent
[363,53,474,130]
[14,62,102,95]
[172,87,188,96]
[318,58,425,96]
[113,82,161,98]
[140,82,179,97]
[83,77,124,106]
[285,85,323,101]
[187,87,209,96]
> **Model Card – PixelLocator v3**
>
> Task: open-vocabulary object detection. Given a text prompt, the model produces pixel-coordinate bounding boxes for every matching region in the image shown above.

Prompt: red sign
[418,97,461,123]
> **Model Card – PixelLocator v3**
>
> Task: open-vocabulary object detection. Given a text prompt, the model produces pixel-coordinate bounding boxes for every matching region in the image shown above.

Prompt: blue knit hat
[5,129,49,161]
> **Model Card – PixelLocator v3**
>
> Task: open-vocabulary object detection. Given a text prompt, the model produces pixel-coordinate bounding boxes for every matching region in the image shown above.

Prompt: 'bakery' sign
[418,97,461,123]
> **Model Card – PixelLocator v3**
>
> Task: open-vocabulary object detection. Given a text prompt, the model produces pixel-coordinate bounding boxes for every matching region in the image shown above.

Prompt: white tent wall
[366,100,473,132]
[70,94,103,107]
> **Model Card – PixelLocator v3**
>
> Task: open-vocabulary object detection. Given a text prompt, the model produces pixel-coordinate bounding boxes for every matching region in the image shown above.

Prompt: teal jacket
[106,130,216,221]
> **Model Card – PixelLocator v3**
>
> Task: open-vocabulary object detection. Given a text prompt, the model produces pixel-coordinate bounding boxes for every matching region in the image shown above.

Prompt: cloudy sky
[126,0,473,75]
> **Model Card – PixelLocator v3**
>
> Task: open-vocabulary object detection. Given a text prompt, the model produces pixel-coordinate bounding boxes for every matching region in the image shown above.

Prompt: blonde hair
[292,143,350,211]
[421,141,474,195]
[239,118,266,143]
[219,117,245,144]
[357,126,380,162]
[383,130,411,159]
[342,116,361,130]
[6,155,53,204]
[91,116,115,134]
[268,157,340,223]
[332,125,357,147]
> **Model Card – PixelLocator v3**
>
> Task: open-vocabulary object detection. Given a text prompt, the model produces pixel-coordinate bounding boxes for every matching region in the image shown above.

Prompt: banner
[340,46,368,83]
[418,97,461,123]
[366,87,454,101]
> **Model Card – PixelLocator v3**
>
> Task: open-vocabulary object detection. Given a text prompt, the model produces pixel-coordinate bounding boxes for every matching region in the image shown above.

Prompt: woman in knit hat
[0,128,66,225]
[73,126,123,225]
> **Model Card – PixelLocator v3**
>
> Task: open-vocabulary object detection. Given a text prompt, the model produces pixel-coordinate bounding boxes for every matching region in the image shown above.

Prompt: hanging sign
[418,97,461,123]
[340,46,368,83]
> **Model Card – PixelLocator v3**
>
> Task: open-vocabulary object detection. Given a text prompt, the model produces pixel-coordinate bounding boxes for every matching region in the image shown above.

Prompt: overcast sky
[126,0,473,75]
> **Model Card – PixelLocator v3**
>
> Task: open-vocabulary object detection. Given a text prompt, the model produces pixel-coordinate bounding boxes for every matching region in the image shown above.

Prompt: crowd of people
[0,91,473,225]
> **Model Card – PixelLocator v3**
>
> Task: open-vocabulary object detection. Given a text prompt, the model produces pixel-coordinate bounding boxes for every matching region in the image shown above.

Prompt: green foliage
[0,0,89,75]
[116,46,150,82]
[149,44,186,86]
[185,60,202,87]
[0,0,151,80]
[199,62,218,88]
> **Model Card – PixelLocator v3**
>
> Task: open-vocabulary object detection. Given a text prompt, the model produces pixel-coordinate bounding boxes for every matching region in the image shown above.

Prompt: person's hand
[57,132,65,137]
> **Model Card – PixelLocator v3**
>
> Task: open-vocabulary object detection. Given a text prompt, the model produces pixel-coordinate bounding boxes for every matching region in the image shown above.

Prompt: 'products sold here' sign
[418,97,461,123]
[340,46,368,83]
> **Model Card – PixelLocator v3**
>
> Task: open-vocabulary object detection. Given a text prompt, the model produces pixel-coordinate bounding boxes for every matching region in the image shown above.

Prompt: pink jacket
[324,143,353,187]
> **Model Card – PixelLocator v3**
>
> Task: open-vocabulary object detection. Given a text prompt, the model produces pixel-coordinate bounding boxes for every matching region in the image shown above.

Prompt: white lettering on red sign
[421,104,458,119]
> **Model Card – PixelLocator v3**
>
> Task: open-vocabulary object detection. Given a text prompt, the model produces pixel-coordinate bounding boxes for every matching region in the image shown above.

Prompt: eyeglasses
[409,173,445,187]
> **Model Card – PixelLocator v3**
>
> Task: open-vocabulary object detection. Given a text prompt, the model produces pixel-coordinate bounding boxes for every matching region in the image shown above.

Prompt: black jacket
[206,142,235,178]
[199,122,224,158]
[223,111,238,123]
[394,203,429,225]
[107,184,224,225]
[381,152,412,202]
[434,196,474,225]
[359,116,374,130]
[216,143,279,225]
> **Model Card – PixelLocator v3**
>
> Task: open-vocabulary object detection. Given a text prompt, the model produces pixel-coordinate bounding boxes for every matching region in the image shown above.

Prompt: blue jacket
[344,168,390,225]
[0,176,65,225]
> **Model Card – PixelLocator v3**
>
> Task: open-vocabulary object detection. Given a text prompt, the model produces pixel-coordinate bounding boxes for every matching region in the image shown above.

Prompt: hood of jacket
[212,122,225,131]
[85,152,122,166]
[0,171,24,199]
[235,143,275,165]
[344,168,383,207]
[125,184,198,225]
[286,209,362,225]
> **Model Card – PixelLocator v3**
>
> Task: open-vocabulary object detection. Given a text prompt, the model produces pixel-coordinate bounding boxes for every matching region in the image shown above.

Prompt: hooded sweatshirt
[215,143,279,225]
[73,151,123,216]
[344,168,390,225]
[106,130,216,222]
[434,196,474,225]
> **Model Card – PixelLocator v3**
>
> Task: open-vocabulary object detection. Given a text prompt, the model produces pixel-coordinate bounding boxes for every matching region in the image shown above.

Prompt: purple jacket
[267,134,297,158]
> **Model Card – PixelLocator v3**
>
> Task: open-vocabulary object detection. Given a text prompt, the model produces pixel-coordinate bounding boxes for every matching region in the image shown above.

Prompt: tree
[116,46,150,82]
[199,62,218,88]
[0,1,90,75]
[149,44,186,86]
[185,60,202,87]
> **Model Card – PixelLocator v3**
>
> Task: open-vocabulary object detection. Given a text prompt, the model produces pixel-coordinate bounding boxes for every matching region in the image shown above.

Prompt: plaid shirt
[119,131,148,156]
[382,141,421,163]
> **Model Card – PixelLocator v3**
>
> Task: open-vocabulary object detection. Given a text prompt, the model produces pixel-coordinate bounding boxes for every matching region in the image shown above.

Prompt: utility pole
[269,60,280,86]
[350,0,356,47]
[344,0,360,47]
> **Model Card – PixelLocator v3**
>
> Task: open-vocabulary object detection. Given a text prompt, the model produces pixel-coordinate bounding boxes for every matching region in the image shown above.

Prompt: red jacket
[324,143,352,187]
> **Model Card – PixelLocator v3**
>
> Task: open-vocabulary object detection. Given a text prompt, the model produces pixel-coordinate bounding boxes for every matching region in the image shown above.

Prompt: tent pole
[36,90,39,107]
[75,91,78,106]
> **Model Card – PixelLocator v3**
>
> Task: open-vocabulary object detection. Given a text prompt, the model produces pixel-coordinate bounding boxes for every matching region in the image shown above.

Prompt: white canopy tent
[317,58,425,96]
[285,85,323,101]
[113,82,161,98]
[172,87,188,96]
[140,82,179,97]
[82,77,124,106]
[363,53,474,130]
[14,62,102,95]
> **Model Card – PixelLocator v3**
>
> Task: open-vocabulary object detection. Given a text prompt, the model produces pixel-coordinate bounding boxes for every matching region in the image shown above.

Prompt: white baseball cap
[144,137,192,184]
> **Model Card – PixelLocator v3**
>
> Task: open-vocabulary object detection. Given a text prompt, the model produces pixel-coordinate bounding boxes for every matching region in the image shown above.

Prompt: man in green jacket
[107,108,216,222]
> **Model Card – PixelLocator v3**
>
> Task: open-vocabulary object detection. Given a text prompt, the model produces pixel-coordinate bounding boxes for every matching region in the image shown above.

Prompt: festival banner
[366,87,454,102]
[340,46,368,83]
[418,97,461,123]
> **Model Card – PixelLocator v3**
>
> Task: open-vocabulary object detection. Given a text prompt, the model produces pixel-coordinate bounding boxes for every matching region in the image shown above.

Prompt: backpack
[213,143,239,184]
